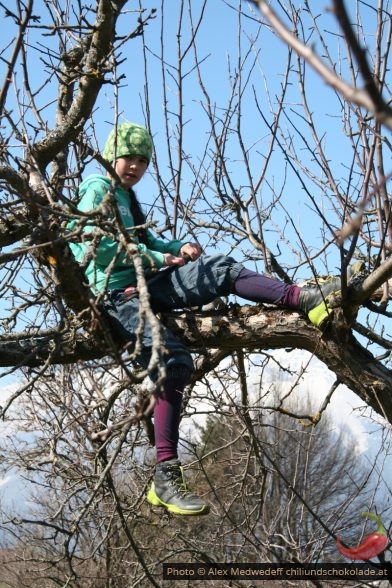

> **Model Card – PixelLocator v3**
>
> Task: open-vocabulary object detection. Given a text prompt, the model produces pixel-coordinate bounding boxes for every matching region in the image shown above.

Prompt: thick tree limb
[1,305,391,424]
[351,258,392,305]
[164,306,392,423]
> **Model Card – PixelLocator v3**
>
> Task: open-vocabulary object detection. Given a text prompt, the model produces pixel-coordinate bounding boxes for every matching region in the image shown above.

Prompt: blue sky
[89,0,379,270]
[1,0,379,261]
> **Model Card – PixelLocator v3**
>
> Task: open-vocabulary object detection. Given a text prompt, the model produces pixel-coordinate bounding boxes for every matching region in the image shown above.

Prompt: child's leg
[104,294,192,464]
[148,365,209,515]
[148,255,300,309]
[231,265,362,326]
[154,368,187,463]
[104,294,209,515]
[232,268,301,307]
[230,267,353,326]
[148,255,357,327]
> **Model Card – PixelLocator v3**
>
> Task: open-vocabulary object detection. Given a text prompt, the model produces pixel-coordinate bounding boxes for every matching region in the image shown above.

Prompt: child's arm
[71,180,186,270]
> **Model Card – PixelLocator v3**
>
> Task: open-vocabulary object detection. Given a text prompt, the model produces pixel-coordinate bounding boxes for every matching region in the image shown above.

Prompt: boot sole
[147,484,210,516]
[308,296,338,327]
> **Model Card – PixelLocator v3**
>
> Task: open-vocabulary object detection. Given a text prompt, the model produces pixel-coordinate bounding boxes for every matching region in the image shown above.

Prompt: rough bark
[164,306,392,422]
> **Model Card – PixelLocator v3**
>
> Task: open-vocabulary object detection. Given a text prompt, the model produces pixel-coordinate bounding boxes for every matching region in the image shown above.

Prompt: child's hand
[163,254,187,267]
[180,243,203,261]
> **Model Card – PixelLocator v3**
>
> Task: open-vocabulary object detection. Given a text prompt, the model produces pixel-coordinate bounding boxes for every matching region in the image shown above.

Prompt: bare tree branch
[250,0,392,130]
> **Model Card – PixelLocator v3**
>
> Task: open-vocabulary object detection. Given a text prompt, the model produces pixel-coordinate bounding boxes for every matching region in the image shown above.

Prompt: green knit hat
[102,122,153,164]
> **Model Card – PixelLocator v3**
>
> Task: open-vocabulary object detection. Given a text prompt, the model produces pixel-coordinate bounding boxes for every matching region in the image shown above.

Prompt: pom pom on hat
[102,122,153,164]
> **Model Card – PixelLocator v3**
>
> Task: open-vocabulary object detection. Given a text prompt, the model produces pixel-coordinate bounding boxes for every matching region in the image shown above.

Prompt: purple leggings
[154,268,300,462]
[233,268,300,307]
[155,376,184,463]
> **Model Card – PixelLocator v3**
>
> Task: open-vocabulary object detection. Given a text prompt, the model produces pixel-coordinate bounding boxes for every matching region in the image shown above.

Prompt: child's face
[114,155,148,189]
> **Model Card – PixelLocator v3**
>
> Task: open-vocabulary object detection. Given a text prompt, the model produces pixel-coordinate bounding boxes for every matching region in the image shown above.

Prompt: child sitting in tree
[69,122,361,516]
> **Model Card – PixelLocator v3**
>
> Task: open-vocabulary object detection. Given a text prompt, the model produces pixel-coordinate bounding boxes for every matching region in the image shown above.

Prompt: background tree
[1,0,392,585]
[197,392,381,565]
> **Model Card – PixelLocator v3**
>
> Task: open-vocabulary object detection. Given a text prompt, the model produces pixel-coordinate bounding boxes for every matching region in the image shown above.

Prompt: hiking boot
[298,261,365,327]
[147,459,210,516]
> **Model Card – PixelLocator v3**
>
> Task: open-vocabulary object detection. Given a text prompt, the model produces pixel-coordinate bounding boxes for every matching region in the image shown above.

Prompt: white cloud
[0,476,11,487]
[184,349,376,456]
[0,381,18,404]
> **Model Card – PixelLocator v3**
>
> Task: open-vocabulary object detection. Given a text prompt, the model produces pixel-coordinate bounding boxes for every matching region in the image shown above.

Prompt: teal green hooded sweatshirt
[68,175,184,293]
